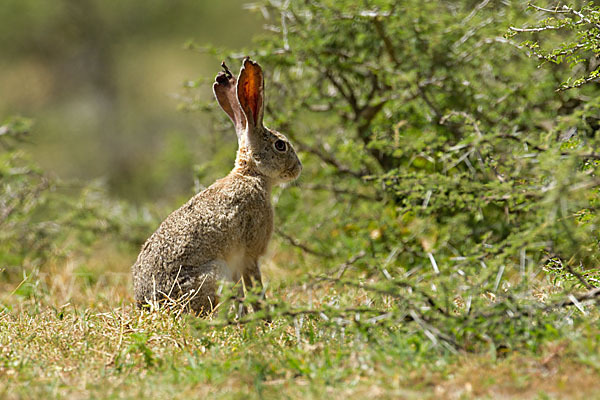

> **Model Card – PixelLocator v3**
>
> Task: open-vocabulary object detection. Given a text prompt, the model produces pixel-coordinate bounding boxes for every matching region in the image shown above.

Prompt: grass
[1,242,600,399]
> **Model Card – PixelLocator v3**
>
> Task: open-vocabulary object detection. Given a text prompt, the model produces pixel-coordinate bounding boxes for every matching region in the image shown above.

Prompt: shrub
[190,0,600,350]
[0,116,155,290]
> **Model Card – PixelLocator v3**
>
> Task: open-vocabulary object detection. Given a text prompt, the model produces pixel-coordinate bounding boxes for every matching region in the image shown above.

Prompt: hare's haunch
[132,58,302,315]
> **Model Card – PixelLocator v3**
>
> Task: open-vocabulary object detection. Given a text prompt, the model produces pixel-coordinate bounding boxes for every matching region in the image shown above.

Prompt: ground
[1,244,599,399]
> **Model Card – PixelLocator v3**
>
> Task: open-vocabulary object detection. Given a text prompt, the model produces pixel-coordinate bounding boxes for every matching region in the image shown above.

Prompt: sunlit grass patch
[2,285,599,399]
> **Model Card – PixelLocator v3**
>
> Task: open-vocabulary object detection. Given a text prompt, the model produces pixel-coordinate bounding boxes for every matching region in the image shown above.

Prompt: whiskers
[280,173,304,189]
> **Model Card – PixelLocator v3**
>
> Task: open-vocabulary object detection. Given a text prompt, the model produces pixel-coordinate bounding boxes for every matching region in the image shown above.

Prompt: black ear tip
[215,71,229,85]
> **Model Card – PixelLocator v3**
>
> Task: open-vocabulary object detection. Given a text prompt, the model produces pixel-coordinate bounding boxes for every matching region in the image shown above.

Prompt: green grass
[1,244,600,399]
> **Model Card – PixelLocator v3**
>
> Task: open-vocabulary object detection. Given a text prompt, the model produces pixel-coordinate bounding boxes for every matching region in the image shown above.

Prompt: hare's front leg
[242,261,265,312]
[230,271,248,318]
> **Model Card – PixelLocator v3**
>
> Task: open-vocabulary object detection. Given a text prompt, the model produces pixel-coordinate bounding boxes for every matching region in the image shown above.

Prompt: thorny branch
[275,228,331,258]
[302,183,381,201]
[323,70,358,114]
[547,256,594,290]
[316,275,453,319]
[333,250,367,279]
[293,138,368,179]
[509,4,600,90]
[0,175,49,226]
[508,3,596,31]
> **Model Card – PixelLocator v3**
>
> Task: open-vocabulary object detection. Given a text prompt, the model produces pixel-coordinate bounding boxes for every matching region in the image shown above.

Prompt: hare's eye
[274,140,287,152]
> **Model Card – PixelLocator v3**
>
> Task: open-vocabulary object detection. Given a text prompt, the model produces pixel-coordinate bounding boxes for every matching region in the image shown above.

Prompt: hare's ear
[213,61,246,138]
[236,57,264,133]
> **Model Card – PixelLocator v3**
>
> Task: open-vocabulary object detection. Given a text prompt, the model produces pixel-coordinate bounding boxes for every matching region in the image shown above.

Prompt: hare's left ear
[213,62,246,140]
[237,57,264,133]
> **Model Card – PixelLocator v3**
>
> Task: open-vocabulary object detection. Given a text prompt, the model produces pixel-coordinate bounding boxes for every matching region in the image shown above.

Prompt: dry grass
[1,244,600,399]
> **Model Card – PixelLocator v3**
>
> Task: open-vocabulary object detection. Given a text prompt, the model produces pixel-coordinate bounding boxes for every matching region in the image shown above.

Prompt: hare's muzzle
[287,160,302,182]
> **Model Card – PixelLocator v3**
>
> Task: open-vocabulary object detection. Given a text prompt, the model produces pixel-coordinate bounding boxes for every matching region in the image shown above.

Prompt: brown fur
[131,58,301,315]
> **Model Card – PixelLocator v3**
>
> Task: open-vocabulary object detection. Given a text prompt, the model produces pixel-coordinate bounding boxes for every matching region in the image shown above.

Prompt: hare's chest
[244,205,274,244]
[222,246,247,281]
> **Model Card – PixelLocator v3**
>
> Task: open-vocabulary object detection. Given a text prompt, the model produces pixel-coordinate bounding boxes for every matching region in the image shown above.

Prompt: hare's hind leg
[176,261,224,316]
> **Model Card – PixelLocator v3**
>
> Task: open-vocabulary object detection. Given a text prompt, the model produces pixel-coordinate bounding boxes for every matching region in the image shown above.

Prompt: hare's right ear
[213,61,246,141]
[236,57,264,133]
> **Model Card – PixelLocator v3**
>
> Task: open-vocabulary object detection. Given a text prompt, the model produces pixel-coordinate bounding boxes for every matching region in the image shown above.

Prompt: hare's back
[137,194,233,266]
[134,176,259,270]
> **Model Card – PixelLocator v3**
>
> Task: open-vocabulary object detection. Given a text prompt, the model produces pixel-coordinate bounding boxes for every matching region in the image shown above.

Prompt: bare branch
[275,228,331,258]
[372,18,399,65]
[555,257,594,290]
[302,183,381,201]
[528,4,570,14]
[334,250,367,279]
[323,70,359,114]
[294,138,368,179]
[509,25,559,33]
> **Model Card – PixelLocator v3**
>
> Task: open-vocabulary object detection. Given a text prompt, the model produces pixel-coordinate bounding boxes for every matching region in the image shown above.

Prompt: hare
[132,57,302,315]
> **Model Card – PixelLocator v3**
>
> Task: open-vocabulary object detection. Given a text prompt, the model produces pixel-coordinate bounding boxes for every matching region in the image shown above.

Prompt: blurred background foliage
[0,0,261,203]
[2,0,600,353]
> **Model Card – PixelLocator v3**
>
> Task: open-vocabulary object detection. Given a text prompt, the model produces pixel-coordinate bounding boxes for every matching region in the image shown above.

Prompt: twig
[315,275,452,318]
[200,305,394,328]
[509,25,559,33]
[473,287,600,322]
[562,259,596,289]
[528,4,570,14]
[295,139,367,179]
[511,3,600,33]
[323,70,358,114]
[335,250,367,279]
[529,3,598,27]
[372,18,399,65]
[0,177,50,226]
[486,132,600,161]
[275,228,331,258]
[302,183,380,201]
[496,132,547,153]
[463,0,492,23]
[559,69,600,91]
[551,287,600,309]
